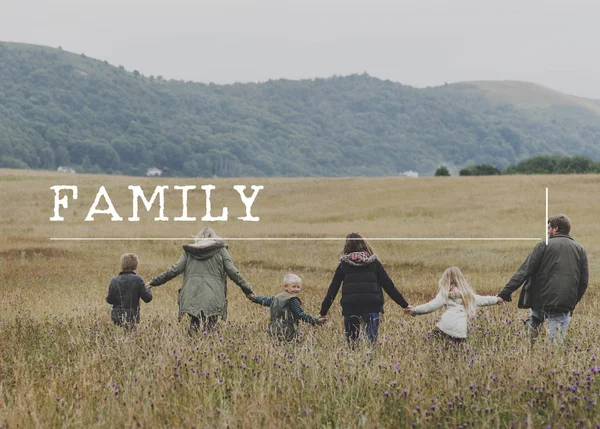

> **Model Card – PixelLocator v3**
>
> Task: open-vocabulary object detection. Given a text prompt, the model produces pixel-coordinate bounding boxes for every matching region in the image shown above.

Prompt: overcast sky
[2,0,599,99]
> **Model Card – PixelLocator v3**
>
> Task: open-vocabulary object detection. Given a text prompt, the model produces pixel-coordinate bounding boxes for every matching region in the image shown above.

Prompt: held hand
[247,293,256,301]
[317,315,328,325]
[404,305,415,316]
[496,296,504,305]
[145,282,152,289]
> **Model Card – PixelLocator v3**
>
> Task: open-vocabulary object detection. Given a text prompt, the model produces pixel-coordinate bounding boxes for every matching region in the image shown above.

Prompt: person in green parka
[147,227,254,335]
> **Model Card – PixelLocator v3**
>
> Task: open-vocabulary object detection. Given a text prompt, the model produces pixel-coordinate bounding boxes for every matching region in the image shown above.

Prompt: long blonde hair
[438,267,477,317]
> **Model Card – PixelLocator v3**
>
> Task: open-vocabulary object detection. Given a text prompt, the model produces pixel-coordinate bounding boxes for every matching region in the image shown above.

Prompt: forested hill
[1,41,599,177]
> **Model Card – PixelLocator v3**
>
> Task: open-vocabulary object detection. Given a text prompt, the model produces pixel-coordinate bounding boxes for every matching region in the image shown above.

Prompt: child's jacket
[268,292,301,340]
[106,271,152,325]
[253,292,318,341]
[412,291,497,338]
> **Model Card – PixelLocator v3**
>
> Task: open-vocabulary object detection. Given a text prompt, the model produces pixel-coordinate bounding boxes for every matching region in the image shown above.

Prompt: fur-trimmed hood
[340,251,379,266]
[183,239,226,260]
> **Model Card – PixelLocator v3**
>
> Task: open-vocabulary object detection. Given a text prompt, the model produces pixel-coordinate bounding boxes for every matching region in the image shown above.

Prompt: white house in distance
[146,167,162,177]
[399,170,419,178]
[57,166,76,174]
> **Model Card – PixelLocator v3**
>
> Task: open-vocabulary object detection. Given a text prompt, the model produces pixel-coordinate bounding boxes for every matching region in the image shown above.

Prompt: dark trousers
[344,313,380,344]
[189,314,219,335]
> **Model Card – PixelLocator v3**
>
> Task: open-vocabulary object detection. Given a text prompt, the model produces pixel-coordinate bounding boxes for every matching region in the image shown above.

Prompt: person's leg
[362,313,381,344]
[546,311,571,346]
[204,315,219,332]
[525,309,544,345]
[188,315,201,336]
[344,315,361,345]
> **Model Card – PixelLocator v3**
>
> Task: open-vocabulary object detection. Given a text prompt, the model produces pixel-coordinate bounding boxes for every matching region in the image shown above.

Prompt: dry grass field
[1,168,599,428]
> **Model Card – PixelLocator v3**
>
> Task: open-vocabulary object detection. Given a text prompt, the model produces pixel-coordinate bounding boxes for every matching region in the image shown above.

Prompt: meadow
[1,168,599,428]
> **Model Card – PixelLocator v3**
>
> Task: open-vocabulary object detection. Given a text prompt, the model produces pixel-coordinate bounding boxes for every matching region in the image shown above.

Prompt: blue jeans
[344,313,380,344]
[526,309,571,346]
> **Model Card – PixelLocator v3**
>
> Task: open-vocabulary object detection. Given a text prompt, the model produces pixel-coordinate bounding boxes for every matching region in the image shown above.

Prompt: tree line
[435,155,600,176]
[1,42,600,177]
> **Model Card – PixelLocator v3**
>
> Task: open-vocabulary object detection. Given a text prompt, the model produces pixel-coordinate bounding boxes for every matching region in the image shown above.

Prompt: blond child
[407,267,502,343]
[250,274,326,341]
[106,253,152,328]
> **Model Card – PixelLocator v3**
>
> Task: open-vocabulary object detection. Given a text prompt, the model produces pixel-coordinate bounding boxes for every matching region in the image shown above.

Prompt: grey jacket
[149,239,253,320]
[106,271,152,324]
[498,234,588,313]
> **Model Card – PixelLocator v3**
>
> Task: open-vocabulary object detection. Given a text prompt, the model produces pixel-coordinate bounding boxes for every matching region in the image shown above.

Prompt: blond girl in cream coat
[407,267,502,340]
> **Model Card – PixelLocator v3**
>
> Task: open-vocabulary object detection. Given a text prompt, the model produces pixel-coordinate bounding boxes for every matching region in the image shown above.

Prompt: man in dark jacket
[498,214,588,345]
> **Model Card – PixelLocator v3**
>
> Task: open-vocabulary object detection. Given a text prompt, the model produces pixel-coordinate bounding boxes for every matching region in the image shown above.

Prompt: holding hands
[404,305,416,316]
[317,314,328,326]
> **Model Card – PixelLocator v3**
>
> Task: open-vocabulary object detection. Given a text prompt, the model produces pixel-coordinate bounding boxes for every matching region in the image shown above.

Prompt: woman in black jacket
[319,233,410,344]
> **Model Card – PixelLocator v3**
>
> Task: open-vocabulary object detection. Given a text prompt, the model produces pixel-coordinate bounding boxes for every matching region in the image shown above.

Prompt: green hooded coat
[149,239,252,320]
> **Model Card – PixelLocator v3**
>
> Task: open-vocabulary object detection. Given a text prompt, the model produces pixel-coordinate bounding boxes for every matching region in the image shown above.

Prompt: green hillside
[1,41,599,177]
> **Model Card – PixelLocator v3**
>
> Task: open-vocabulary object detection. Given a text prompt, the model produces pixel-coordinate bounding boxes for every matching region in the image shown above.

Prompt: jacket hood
[183,239,226,260]
[340,251,379,266]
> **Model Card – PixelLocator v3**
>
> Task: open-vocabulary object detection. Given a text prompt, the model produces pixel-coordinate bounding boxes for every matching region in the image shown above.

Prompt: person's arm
[475,295,500,307]
[149,252,187,287]
[319,264,344,316]
[376,261,409,308]
[289,298,319,325]
[251,296,273,307]
[498,242,545,302]
[106,279,118,305]
[138,277,153,303]
[411,291,445,315]
[222,248,253,295]
[577,247,589,304]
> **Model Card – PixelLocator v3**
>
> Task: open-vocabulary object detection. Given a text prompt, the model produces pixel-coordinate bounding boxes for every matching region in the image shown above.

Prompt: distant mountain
[453,80,600,124]
[1,41,599,177]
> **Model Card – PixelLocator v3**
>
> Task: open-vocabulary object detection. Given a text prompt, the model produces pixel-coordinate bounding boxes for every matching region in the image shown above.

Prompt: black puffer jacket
[320,252,409,316]
[106,271,152,324]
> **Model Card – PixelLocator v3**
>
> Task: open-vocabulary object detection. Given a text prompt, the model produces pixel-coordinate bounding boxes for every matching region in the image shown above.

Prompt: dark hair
[548,214,571,235]
[342,232,374,256]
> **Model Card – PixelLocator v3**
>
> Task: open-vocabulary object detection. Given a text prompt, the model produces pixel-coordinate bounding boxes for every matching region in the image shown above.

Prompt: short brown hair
[120,253,139,271]
[548,214,571,235]
[342,232,374,256]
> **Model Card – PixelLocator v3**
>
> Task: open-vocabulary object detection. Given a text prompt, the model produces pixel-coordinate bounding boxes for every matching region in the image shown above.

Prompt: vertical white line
[545,187,549,245]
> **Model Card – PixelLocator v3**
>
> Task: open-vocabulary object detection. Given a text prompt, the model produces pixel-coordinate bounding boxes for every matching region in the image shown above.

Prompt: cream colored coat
[412,291,498,338]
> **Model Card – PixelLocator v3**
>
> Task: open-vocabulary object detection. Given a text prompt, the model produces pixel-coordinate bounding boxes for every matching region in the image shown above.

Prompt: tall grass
[1,169,599,428]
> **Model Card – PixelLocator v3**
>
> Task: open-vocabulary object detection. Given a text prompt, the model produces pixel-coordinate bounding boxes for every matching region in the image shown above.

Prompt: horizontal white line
[50,237,541,241]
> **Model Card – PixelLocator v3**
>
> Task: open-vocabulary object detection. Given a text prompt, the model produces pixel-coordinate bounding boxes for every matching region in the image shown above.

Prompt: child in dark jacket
[250,274,326,341]
[319,232,410,345]
[106,253,152,328]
